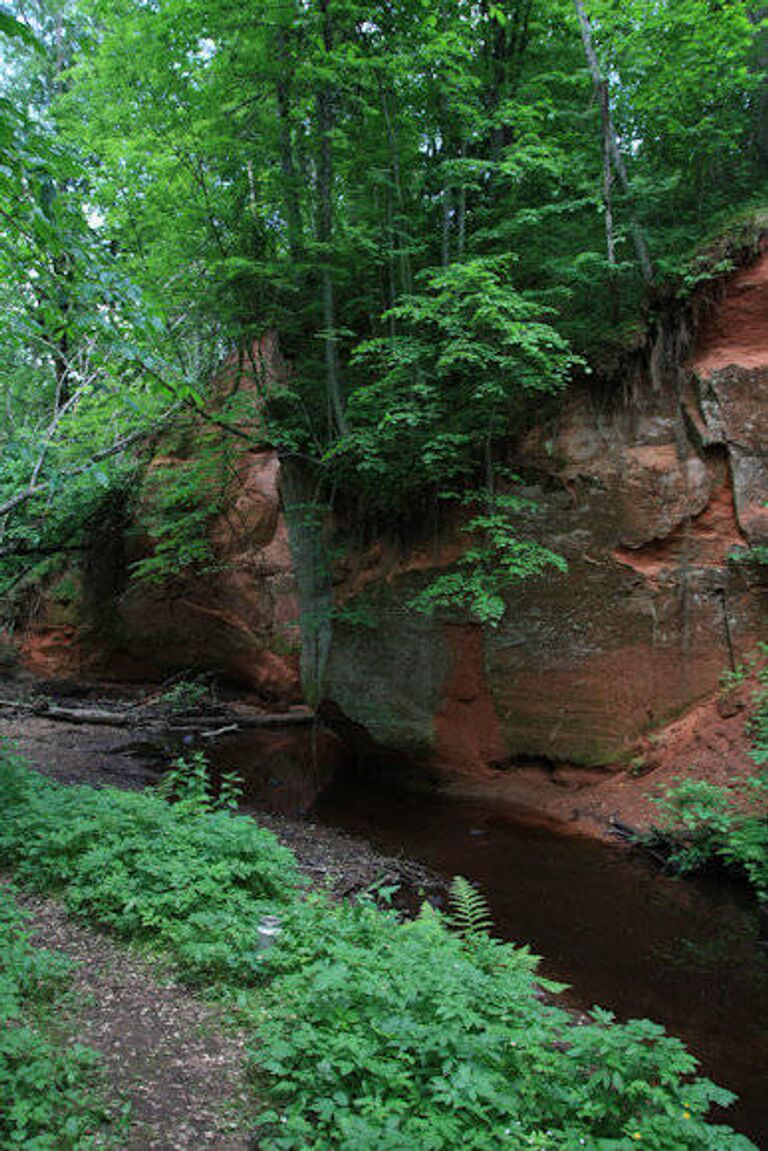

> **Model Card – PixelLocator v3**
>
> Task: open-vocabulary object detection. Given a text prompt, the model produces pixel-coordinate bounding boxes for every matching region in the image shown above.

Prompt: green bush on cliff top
[0,745,758,1150]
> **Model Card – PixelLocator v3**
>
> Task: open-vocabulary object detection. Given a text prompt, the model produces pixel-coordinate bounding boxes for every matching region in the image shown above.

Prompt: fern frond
[448,875,494,940]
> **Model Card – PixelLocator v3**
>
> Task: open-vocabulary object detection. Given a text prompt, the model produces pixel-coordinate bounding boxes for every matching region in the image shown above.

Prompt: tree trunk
[457,141,467,260]
[750,7,768,169]
[380,79,413,293]
[599,81,616,268]
[316,0,346,438]
[275,25,303,258]
[574,0,654,285]
[442,185,452,267]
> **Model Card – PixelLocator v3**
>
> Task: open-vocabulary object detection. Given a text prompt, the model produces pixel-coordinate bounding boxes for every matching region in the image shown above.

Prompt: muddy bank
[0,687,443,905]
[1,670,762,846]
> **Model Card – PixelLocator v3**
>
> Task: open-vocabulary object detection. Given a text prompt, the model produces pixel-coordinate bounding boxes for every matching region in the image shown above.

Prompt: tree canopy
[1,0,767,596]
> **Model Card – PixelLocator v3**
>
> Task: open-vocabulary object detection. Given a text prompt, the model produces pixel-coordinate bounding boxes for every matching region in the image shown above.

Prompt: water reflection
[206,730,768,1146]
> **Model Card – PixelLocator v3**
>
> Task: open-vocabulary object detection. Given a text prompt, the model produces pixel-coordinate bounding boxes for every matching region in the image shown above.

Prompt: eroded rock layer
[17,255,768,767]
[319,252,768,768]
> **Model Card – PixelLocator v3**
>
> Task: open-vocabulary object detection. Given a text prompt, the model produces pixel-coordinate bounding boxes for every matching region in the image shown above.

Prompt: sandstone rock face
[117,447,302,701]
[116,334,302,700]
[692,251,768,544]
[317,254,768,769]
[19,336,302,704]
[18,260,768,766]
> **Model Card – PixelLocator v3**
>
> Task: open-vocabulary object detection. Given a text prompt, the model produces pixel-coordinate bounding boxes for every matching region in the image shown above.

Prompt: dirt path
[3,878,257,1151]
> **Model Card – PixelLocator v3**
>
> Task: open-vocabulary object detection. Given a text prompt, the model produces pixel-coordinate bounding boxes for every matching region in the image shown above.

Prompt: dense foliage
[0,747,300,980]
[651,772,768,902]
[1,0,767,601]
[0,745,759,1149]
[0,884,118,1148]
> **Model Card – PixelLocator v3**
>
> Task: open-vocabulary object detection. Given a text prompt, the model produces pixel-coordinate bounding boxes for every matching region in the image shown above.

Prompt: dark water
[202,728,768,1147]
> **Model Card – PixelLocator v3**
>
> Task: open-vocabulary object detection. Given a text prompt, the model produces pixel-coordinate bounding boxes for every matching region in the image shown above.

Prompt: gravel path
[3,877,257,1151]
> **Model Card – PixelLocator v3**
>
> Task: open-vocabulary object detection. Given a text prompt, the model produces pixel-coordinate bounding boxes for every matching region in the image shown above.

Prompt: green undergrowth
[0,745,758,1150]
[0,749,300,983]
[649,773,768,903]
[0,884,122,1149]
[648,658,768,903]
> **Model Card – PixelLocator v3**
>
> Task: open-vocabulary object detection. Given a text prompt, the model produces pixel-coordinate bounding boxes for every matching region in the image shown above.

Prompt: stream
[197,726,768,1145]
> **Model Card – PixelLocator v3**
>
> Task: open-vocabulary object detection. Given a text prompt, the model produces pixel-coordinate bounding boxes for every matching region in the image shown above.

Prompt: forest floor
[0,681,443,1151]
[1,673,764,1148]
[1,874,256,1150]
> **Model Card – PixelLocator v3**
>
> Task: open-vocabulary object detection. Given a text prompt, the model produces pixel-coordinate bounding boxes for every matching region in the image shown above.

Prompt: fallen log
[0,700,131,727]
[167,710,315,732]
[200,723,240,740]
[0,698,316,731]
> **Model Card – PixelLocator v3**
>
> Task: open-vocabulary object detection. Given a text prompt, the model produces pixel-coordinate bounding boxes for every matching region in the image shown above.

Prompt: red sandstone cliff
[16,252,768,773]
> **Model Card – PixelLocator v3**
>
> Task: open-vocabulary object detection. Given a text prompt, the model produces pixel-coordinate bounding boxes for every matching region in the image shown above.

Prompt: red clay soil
[435,679,762,840]
[694,242,768,376]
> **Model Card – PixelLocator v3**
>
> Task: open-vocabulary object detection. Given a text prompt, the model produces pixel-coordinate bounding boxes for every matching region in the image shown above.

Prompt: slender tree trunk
[380,79,413,293]
[599,81,615,268]
[54,6,64,96]
[574,0,654,285]
[439,94,454,266]
[457,141,467,260]
[600,78,620,323]
[316,0,346,438]
[246,159,257,212]
[384,186,397,335]
[54,331,70,410]
[750,7,768,168]
[442,185,452,267]
[275,25,303,258]
[50,247,73,409]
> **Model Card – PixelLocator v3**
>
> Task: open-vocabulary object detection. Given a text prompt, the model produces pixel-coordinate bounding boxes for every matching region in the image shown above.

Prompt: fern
[448,876,494,940]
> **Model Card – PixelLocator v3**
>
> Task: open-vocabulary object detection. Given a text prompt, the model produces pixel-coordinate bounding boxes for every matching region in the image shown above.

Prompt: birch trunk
[316,0,347,437]
[574,0,654,285]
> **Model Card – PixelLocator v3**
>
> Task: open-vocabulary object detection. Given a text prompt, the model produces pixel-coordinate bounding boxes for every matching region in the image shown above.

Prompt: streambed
[209,727,768,1148]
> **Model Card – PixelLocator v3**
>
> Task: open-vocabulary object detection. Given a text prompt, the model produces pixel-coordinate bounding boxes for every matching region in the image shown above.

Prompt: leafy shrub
[249,894,752,1150]
[649,658,768,902]
[650,775,768,902]
[128,432,231,586]
[156,677,216,714]
[155,750,243,814]
[748,677,768,767]
[0,748,300,983]
[0,885,118,1149]
[410,490,566,628]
